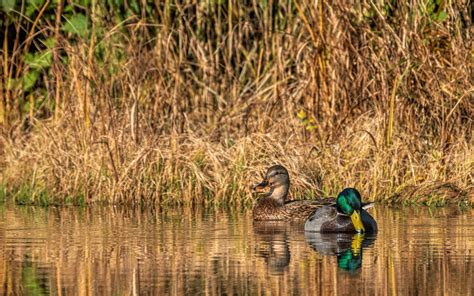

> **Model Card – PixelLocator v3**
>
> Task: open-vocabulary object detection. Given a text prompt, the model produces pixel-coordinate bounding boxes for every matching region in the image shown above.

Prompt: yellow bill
[351,233,364,255]
[351,210,365,233]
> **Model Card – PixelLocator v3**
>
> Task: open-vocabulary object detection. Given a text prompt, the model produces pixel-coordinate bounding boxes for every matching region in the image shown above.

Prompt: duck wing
[304,205,339,231]
[282,199,334,221]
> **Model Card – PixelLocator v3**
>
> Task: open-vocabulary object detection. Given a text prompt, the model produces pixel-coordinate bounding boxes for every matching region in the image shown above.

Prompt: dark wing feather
[282,199,334,221]
[304,205,338,231]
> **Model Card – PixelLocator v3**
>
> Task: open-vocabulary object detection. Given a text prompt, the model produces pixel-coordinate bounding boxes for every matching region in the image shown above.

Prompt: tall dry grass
[0,1,473,205]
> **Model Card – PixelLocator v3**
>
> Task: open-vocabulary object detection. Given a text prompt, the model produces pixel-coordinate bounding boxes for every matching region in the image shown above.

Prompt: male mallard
[304,188,377,233]
[252,165,330,221]
[305,232,376,271]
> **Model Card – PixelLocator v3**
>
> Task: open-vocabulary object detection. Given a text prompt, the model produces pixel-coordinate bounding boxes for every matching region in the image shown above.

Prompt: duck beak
[252,179,268,191]
[351,210,365,233]
[351,233,364,255]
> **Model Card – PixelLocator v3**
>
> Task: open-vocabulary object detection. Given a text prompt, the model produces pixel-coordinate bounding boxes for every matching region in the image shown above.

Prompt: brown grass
[0,1,472,206]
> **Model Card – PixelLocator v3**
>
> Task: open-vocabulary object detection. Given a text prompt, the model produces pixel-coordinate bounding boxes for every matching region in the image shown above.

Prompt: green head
[336,188,365,233]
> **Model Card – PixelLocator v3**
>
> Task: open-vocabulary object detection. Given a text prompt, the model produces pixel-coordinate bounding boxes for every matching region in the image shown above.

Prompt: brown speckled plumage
[252,165,332,221]
[253,198,329,221]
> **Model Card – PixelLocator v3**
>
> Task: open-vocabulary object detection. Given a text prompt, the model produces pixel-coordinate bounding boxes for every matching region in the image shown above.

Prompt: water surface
[0,204,473,295]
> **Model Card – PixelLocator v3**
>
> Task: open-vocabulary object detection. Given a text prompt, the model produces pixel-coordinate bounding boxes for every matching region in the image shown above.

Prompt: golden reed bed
[0,1,472,205]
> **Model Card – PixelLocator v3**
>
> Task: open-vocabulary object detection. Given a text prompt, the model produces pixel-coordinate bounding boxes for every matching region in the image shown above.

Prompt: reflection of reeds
[0,1,472,206]
[389,251,397,296]
[0,206,473,295]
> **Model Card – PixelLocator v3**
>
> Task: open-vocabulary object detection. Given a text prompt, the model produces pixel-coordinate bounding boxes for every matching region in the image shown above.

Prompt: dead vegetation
[0,1,472,206]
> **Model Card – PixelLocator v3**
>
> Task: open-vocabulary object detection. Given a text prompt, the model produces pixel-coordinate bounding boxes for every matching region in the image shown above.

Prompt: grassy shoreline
[0,1,472,206]
[1,117,472,207]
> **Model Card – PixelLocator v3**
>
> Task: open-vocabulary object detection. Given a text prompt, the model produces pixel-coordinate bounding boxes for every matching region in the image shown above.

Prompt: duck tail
[362,202,375,211]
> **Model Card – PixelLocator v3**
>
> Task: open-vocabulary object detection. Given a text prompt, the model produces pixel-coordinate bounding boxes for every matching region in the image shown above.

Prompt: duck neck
[268,185,289,205]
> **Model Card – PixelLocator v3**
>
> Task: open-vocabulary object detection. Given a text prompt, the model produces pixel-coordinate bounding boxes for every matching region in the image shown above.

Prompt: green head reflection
[305,232,376,273]
[337,233,364,271]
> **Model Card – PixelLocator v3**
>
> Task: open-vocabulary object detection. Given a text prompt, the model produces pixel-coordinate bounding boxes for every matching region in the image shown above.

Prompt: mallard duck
[253,221,292,274]
[252,165,330,221]
[305,232,376,271]
[304,188,377,233]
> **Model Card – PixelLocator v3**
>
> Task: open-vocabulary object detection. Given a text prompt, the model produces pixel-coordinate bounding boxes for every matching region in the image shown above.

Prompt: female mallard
[304,188,377,233]
[252,165,330,221]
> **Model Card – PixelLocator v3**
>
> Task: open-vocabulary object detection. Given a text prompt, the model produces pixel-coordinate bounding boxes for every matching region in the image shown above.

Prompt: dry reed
[0,1,472,206]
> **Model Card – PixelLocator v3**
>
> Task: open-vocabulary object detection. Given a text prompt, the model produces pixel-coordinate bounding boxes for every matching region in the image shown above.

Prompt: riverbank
[1,116,472,206]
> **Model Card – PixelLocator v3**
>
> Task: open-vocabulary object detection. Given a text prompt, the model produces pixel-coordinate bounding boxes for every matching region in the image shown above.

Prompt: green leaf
[25,0,44,17]
[61,13,89,36]
[434,11,448,22]
[42,37,56,49]
[60,55,69,65]
[23,70,40,91]
[129,0,140,14]
[0,0,16,12]
[76,0,91,6]
[427,2,436,14]
[63,5,73,13]
[25,51,52,69]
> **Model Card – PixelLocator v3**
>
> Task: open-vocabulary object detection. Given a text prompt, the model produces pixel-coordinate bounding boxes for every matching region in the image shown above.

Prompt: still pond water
[0,204,473,295]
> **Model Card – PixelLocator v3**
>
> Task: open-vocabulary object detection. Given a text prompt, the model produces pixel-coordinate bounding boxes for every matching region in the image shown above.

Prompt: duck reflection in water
[305,232,376,272]
[253,221,293,275]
